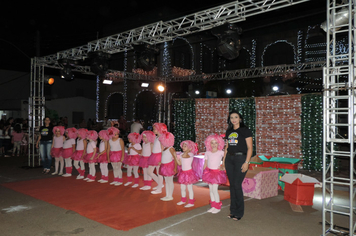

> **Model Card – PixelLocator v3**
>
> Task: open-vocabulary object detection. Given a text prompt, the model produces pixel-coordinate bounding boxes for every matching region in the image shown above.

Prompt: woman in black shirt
[222,111,253,221]
[36,117,54,174]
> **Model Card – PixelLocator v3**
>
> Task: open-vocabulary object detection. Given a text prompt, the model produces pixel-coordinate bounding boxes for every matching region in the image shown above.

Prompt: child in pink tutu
[148,123,167,194]
[51,126,65,175]
[158,131,177,201]
[174,140,200,208]
[125,132,142,188]
[202,134,227,214]
[84,130,98,182]
[62,127,77,177]
[72,128,87,179]
[97,130,110,183]
[107,127,125,186]
[139,130,155,190]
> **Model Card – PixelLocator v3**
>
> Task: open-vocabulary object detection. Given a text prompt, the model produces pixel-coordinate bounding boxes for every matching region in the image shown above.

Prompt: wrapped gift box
[259,156,301,170]
[242,167,279,199]
[248,155,264,170]
[280,174,320,206]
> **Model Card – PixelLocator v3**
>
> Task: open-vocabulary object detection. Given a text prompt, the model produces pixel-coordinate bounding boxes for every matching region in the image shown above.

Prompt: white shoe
[160,196,173,201]
[76,175,84,179]
[100,180,108,183]
[87,179,94,182]
[114,182,123,186]
[140,186,151,190]
[110,181,118,185]
[58,173,63,176]
[62,173,71,177]
[177,201,186,206]
[153,185,164,190]
[131,184,139,188]
[184,204,194,208]
[97,179,104,183]
[83,178,89,181]
[51,172,58,175]
[124,182,132,186]
[151,190,162,194]
[211,208,221,214]
[207,207,215,213]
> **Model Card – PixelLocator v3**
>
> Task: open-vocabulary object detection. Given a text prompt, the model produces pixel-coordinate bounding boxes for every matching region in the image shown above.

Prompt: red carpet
[2,175,230,231]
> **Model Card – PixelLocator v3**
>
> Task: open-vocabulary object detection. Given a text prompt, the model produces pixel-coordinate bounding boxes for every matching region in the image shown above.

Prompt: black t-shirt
[39,125,53,141]
[225,126,252,154]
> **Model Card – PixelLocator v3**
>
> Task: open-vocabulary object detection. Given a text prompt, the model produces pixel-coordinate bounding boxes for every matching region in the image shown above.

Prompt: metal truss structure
[322,0,356,235]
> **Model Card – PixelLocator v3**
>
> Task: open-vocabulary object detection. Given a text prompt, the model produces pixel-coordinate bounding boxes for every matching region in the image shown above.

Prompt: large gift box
[248,155,264,170]
[280,174,320,205]
[242,167,279,199]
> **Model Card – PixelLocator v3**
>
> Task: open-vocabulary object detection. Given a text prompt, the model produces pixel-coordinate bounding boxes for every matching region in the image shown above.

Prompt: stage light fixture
[272,86,279,92]
[134,44,159,71]
[226,88,232,94]
[158,84,165,92]
[88,51,110,76]
[212,23,242,60]
[103,79,113,85]
[321,7,350,33]
[45,77,55,85]
[195,90,200,95]
[141,83,149,87]
[58,59,75,81]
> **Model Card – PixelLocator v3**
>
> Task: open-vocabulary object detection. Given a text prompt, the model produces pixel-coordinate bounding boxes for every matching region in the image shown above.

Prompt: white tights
[148,165,163,190]
[65,158,72,167]
[54,157,64,173]
[142,168,152,181]
[164,176,174,198]
[181,184,194,199]
[127,166,139,178]
[111,162,122,178]
[73,160,85,172]
[89,163,96,177]
[100,163,108,176]
[209,184,220,202]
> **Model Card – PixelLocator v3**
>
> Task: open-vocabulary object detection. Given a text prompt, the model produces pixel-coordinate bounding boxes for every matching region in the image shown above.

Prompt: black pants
[225,153,247,218]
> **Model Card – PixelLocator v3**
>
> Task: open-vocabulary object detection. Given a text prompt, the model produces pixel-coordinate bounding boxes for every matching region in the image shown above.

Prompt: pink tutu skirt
[202,168,227,185]
[51,147,62,158]
[62,148,73,159]
[72,150,84,161]
[127,154,140,166]
[110,150,122,163]
[159,161,176,177]
[84,152,96,163]
[178,169,200,184]
[97,152,108,163]
[139,156,150,168]
[147,152,161,166]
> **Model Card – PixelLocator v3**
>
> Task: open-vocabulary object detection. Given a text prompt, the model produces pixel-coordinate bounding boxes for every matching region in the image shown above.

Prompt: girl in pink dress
[139,130,155,190]
[148,123,167,194]
[202,134,227,214]
[62,127,77,177]
[107,127,125,186]
[158,132,177,201]
[174,140,200,208]
[125,132,142,188]
[72,128,87,179]
[51,126,65,175]
[84,130,98,182]
[97,130,110,183]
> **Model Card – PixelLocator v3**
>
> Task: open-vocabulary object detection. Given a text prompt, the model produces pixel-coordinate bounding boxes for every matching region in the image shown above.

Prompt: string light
[261,40,297,67]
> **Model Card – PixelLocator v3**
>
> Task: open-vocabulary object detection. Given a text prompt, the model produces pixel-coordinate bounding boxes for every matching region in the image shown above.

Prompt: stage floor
[0,155,348,236]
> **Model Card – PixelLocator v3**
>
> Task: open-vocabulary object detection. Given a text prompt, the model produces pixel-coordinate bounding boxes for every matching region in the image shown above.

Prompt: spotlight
[157,84,165,92]
[321,7,350,33]
[212,23,242,60]
[134,44,159,71]
[45,77,55,85]
[103,79,113,85]
[141,83,149,87]
[195,90,200,95]
[58,59,75,81]
[272,86,279,92]
[88,51,110,76]
[226,88,232,94]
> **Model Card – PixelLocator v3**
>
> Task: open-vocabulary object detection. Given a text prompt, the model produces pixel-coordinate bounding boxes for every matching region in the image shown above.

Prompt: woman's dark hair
[43,116,51,122]
[226,110,246,131]
[14,124,22,133]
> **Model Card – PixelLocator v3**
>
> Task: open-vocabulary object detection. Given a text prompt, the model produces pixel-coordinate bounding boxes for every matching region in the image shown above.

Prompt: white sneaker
[131,184,139,188]
[87,179,94,182]
[83,178,89,181]
[110,181,118,185]
[51,172,58,175]
[76,175,84,179]
[211,208,221,214]
[177,201,185,206]
[97,179,104,183]
[100,180,108,183]
[184,204,194,208]
[140,186,151,190]
[153,185,164,190]
[58,173,63,176]
[151,189,162,194]
[62,173,71,177]
[124,182,132,186]
[160,196,173,201]
[207,207,215,213]
[114,182,123,186]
